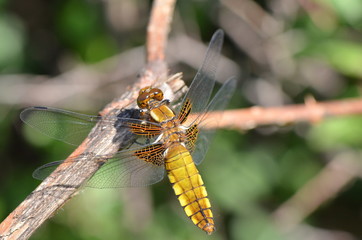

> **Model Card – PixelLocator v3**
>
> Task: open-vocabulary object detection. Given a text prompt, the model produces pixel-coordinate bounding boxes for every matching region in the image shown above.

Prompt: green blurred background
[1,0,362,239]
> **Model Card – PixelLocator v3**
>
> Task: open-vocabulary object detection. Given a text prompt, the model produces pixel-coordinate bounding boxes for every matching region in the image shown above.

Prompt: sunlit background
[1,0,362,239]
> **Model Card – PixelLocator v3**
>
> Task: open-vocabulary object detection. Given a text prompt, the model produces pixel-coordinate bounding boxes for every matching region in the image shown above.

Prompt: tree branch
[1,0,362,239]
[210,97,362,130]
[0,0,176,239]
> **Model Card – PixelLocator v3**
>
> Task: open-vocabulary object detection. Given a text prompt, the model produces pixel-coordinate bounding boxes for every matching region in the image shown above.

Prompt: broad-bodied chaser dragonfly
[21,30,236,234]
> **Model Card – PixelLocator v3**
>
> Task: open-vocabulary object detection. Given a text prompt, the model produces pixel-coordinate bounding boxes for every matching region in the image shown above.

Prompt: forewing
[33,144,166,188]
[20,106,101,146]
[113,108,142,148]
[20,106,161,147]
[176,29,224,116]
[189,78,237,165]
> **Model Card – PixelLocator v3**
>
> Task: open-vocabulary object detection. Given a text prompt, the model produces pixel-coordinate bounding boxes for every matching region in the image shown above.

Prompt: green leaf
[321,40,362,77]
[0,14,25,72]
[331,0,362,27]
[308,116,362,151]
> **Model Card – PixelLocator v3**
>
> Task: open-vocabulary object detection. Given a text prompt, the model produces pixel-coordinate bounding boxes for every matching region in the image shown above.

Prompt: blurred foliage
[0,0,362,240]
[0,14,25,72]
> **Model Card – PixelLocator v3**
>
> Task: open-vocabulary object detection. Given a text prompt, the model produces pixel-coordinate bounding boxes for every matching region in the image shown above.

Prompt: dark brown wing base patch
[128,122,162,138]
[178,98,192,124]
[134,144,166,166]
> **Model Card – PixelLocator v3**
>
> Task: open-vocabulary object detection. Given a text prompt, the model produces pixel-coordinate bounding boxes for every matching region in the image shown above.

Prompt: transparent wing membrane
[189,78,237,165]
[175,30,236,165]
[32,160,65,180]
[87,148,165,188]
[177,29,224,116]
[20,106,100,146]
[33,145,165,188]
[20,106,161,146]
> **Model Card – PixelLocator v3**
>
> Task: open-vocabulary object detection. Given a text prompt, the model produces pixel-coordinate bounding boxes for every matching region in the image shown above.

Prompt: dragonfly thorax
[159,121,187,148]
[148,103,175,123]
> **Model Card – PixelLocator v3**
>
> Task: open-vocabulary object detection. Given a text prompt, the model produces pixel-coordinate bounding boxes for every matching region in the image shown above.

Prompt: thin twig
[0,0,176,239]
[147,0,175,62]
[208,98,362,130]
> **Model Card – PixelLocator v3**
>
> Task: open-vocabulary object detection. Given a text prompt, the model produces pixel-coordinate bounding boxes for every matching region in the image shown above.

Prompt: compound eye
[154,91,163,101]
[150,88,164,101]
[137,94,150,109]
[139,87,151,95]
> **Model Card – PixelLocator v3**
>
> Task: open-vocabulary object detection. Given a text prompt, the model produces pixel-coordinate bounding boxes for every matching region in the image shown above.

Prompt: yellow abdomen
[164,144,215,234]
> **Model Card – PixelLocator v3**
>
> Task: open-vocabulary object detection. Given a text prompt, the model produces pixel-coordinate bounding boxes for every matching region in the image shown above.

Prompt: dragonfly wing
[176,30,224,115]
[21,106,161,148]
[113,108,142,149]
[190,78,237,165]
[32,160,65,180]
[32,144,166,188]
[87,144,166,188]
[20,106,100,146]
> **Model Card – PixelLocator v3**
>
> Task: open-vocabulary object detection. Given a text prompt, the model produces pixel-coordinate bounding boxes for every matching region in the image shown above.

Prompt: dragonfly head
[137,87,164,109]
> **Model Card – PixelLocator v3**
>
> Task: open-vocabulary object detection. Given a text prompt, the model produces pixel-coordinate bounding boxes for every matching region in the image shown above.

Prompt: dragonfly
[20,29,236,235]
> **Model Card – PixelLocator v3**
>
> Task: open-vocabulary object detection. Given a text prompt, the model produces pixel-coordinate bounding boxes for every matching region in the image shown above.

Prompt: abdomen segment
[165,144,215,234]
